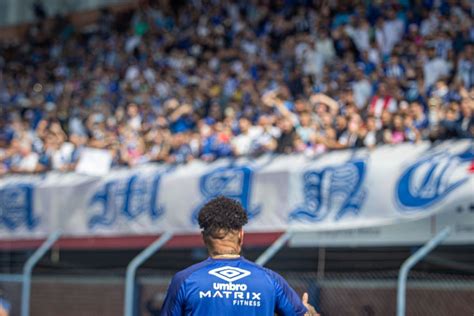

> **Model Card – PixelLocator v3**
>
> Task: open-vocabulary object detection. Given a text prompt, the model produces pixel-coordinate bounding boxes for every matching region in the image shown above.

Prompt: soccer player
[161,196,319,316]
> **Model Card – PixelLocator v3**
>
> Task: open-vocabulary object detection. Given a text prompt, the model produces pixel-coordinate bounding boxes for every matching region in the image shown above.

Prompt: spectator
[423,48,452,90]
[338,115,363,148]
[232,117,260,157]
[459,100,474,137]
[352,69,372,109]
[369,83,398,120]
[276,117,297,154]
[366,115,382,148]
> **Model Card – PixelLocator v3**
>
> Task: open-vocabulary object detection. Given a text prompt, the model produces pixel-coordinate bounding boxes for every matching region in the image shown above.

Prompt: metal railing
[396,226,452,316]
[124,232,174,316]
[21,231,61,316]
[255,231,294,266]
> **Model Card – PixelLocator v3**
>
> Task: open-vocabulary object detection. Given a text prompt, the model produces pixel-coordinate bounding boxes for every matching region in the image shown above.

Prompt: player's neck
[211,253,241,259]
[209,238,241,258]
[210,247,241,258]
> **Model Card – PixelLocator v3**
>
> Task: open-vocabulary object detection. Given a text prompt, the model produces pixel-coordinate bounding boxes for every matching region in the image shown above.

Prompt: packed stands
[0,0,473,175]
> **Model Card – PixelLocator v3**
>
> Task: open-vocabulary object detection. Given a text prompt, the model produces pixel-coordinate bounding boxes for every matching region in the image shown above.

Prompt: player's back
[161,257,307,316]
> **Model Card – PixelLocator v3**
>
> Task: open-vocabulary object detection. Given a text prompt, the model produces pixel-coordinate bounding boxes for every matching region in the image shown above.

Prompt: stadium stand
[0,0,472,175]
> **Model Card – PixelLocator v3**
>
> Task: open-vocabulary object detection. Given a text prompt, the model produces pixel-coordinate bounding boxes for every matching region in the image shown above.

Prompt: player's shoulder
[240,257,283,282]
[239,257,267,271]
[172,258,214,284]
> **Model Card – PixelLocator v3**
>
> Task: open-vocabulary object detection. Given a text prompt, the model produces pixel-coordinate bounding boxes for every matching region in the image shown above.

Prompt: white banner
[1,140,473,241]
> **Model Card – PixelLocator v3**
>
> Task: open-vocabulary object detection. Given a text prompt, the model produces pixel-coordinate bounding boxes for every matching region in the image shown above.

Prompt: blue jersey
[161,257,307,316]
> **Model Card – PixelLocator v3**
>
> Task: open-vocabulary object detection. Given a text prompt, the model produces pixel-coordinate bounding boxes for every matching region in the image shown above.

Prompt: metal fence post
[396,226,452,316]
[124,231,174,316]
[256,230,293,266]
[21,231,61,316]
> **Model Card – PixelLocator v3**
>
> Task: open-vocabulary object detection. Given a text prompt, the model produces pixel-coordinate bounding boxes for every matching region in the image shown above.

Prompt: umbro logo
[208,266,251,282]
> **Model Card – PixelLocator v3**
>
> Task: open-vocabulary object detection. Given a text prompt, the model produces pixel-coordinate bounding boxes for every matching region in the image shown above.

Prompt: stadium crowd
[0,0,473,175]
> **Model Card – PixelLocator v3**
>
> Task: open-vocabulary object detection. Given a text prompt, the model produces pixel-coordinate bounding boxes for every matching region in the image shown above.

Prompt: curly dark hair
[197,196,248,239]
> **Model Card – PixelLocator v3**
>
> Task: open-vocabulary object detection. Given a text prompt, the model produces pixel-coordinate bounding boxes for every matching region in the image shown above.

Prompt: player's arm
[160,274,186,316]
[269,271,310,316]
[0,307,8,316]
[0,298,10,316]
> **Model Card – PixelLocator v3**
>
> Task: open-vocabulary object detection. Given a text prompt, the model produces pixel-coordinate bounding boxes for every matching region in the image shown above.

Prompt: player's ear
[239,228,244,245]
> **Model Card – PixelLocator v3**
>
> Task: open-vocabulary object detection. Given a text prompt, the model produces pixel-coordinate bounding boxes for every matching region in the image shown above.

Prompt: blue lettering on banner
[191,165,261,224]
[289,159,367,222]
[396,148,474,210]
[0,184,38,231]
[88,172,165,228]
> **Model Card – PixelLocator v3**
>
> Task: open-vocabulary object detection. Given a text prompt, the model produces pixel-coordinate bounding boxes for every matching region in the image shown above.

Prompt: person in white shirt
[420,11,439,36]
[423,48,452,90]
[349,18,371,53]
[231,117,261,156]
[127,103,142,131]
[368,41,381,65]
[456,45,474,88]
[383,10,405,53]
[11,141,39,173]
[294,38,310,64]
[253,115,279,154]
[352,69,372,109]
[375,18,390,56]
[303,41,325,80]
[315,29,336,64]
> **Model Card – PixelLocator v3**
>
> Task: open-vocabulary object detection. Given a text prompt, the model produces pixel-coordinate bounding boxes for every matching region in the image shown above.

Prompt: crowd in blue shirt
[0,0,473,175]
